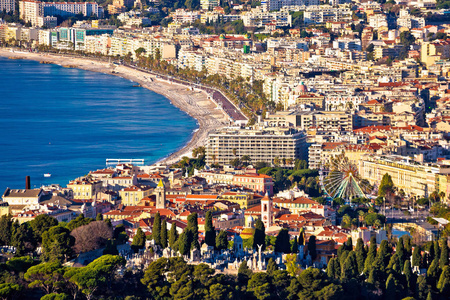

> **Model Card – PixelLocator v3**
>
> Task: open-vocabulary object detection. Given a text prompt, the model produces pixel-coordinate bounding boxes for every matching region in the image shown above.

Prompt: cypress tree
[253,219,265,250]
[377,240,391,266]
[355,238,366,274]
[161,219,168,248]
[426,292,433,300]
[178,230,190,256]
[429,242,435,262]
[298,227,305,246]
[346,237,353,251]
[364,236,377,273]
[169,222,178,249]
[341,251,358,282]
[291,236,298,254]
[434,240,440,262]
[440,239,449,269]
[131,228,146,253]
[412,246,421,267]
[427,258,441,287]
[333,256,341,279]
[187,212,199,250]
[404,235,412,258]
[396,236,405,266]
[403,260,415,292]
[437,265,450,294]
[153,212,161,246]
[385,274,398,300]
[308,235,317,260]
[327,258,336,279]
[204,210,215,248]
[215,230,228,251]
[275,228,290,253]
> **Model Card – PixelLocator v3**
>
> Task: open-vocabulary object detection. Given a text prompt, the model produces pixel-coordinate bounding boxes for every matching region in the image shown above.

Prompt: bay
[0,57,197,189]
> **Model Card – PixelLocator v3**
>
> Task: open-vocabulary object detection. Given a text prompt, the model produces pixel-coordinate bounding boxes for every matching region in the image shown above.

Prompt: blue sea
[0,57,197,189]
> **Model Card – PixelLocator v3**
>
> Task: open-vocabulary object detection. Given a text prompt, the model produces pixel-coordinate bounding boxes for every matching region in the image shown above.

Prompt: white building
[303,5,352,24]
[0,0,15,13]
[332,37,362,51]
[261,0,318,12]
[200,0,218,10]
[368,13,388,29]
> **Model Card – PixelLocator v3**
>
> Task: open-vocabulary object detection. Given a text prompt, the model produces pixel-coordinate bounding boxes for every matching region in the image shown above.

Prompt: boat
[44,173,51,177]
[132,84,142,87]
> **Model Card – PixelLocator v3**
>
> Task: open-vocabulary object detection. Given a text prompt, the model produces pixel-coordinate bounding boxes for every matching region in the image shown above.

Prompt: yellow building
[218,192,260,209]
[119,185,152,206]
[421,41,450,68]
[359,155,450,197]
[0,202,11,216]
[67,178,102,200]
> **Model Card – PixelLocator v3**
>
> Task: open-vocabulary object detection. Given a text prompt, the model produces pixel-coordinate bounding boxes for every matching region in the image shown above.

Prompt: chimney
[25,176,30,190]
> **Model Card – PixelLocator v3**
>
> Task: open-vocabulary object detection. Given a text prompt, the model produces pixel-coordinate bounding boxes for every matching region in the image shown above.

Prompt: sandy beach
[0,48,228,165]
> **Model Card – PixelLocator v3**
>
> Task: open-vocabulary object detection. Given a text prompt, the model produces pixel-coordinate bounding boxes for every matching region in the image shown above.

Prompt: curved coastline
[0,48,228,166]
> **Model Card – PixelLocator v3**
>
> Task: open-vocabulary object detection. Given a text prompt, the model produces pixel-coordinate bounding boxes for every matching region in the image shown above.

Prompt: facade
[19,1,101,26]
[2,188,44,205]
[67,178,102,200]
[200,0,218,10]
[232,174,274,196]
[219,192,260,209]
[303,6,352,24]
[358,155,450,197]
[0,0,15,13]
[119,185,152,206]
[206,127,308,167]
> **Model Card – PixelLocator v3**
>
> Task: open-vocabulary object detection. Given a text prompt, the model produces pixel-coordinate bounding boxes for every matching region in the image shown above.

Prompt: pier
[106,159,145,167]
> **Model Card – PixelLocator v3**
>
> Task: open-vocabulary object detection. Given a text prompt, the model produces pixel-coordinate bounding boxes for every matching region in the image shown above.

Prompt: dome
[295,82,307,94]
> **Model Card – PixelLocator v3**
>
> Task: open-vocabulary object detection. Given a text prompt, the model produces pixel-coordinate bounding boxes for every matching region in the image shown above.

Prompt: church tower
[155,179,166,209]
[260,192,273,228]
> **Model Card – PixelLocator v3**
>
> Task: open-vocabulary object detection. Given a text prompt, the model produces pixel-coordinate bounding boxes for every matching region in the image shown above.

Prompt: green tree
[30,214,58,243]
[364,236,377,273]
[341,251,358,282]
[131,228,145,253]
[215,230,228,251]
[12,222,36,256]
[66,214,93,231]
[379,173,394,197]
[385,274,398,300]
[403,260,415,292]
[169,223,178,249]
[40,293,70,300]
[24,261,66,294]
[187,212,199,250]
[253,219,266,250]
[205,210,215,248]
[141,258,170,299]
[397,236,406,266]
[238,260,252,288]
[0,214,13,246]
[291,236,298,254]
[412,246,421,267]
[440,239,449,268]
[248,272,271,300]
[427,258,441,287]
[161,219,168,249]
[153,212,161,246]
[266,258,278,276]
[41,226,74,262]
[355,238,366,274]
[298,227,305,246]
[308,235,317,260]
[0,283,22,300]
[437,265,450,294]
[95,213,103,221]
[275,229,290,253]
[178,230,190,256]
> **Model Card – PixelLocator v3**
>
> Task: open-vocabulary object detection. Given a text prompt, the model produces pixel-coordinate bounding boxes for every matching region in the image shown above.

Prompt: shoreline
[0,49,228,166]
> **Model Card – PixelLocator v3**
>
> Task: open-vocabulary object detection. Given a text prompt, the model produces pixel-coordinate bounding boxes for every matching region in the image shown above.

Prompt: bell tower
[155,179,165,209]
[260,192,273,228]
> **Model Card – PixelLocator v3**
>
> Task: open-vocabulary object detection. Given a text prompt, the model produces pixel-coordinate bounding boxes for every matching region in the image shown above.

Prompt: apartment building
[421,40,450,67]
[206,127,308,166]
[261,0,318,12]
[119,185,152,206]
[0,0,15,13]
[358,155,450,197]
[296,111,353,132]
[20,1,102,26]
[200,0,218,10]
[303,5,352,24]
[368,13,388,29]
[332,37,362,51]
[242,7,292,27]
[67,178,102,200]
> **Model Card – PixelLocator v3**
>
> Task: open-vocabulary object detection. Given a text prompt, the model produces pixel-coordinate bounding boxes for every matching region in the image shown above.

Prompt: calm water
[0,57,197,189]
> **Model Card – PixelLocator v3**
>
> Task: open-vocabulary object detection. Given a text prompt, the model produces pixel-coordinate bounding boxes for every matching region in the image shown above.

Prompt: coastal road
[124,64,248,123]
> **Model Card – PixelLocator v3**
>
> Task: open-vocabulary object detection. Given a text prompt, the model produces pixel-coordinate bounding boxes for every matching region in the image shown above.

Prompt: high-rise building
[206,127,308,166]
[19,1,102,26]
[200,0,218,10]
[0,0,15,13]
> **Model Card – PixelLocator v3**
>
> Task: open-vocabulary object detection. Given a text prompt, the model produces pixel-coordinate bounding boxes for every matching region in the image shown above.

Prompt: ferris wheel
[319,154,370,200]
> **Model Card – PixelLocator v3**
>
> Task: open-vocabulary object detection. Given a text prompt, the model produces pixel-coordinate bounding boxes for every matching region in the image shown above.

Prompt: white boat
[44,173,51,177]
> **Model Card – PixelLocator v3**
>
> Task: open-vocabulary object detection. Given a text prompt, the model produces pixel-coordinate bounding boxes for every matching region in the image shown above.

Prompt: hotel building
[206,127,308,166]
